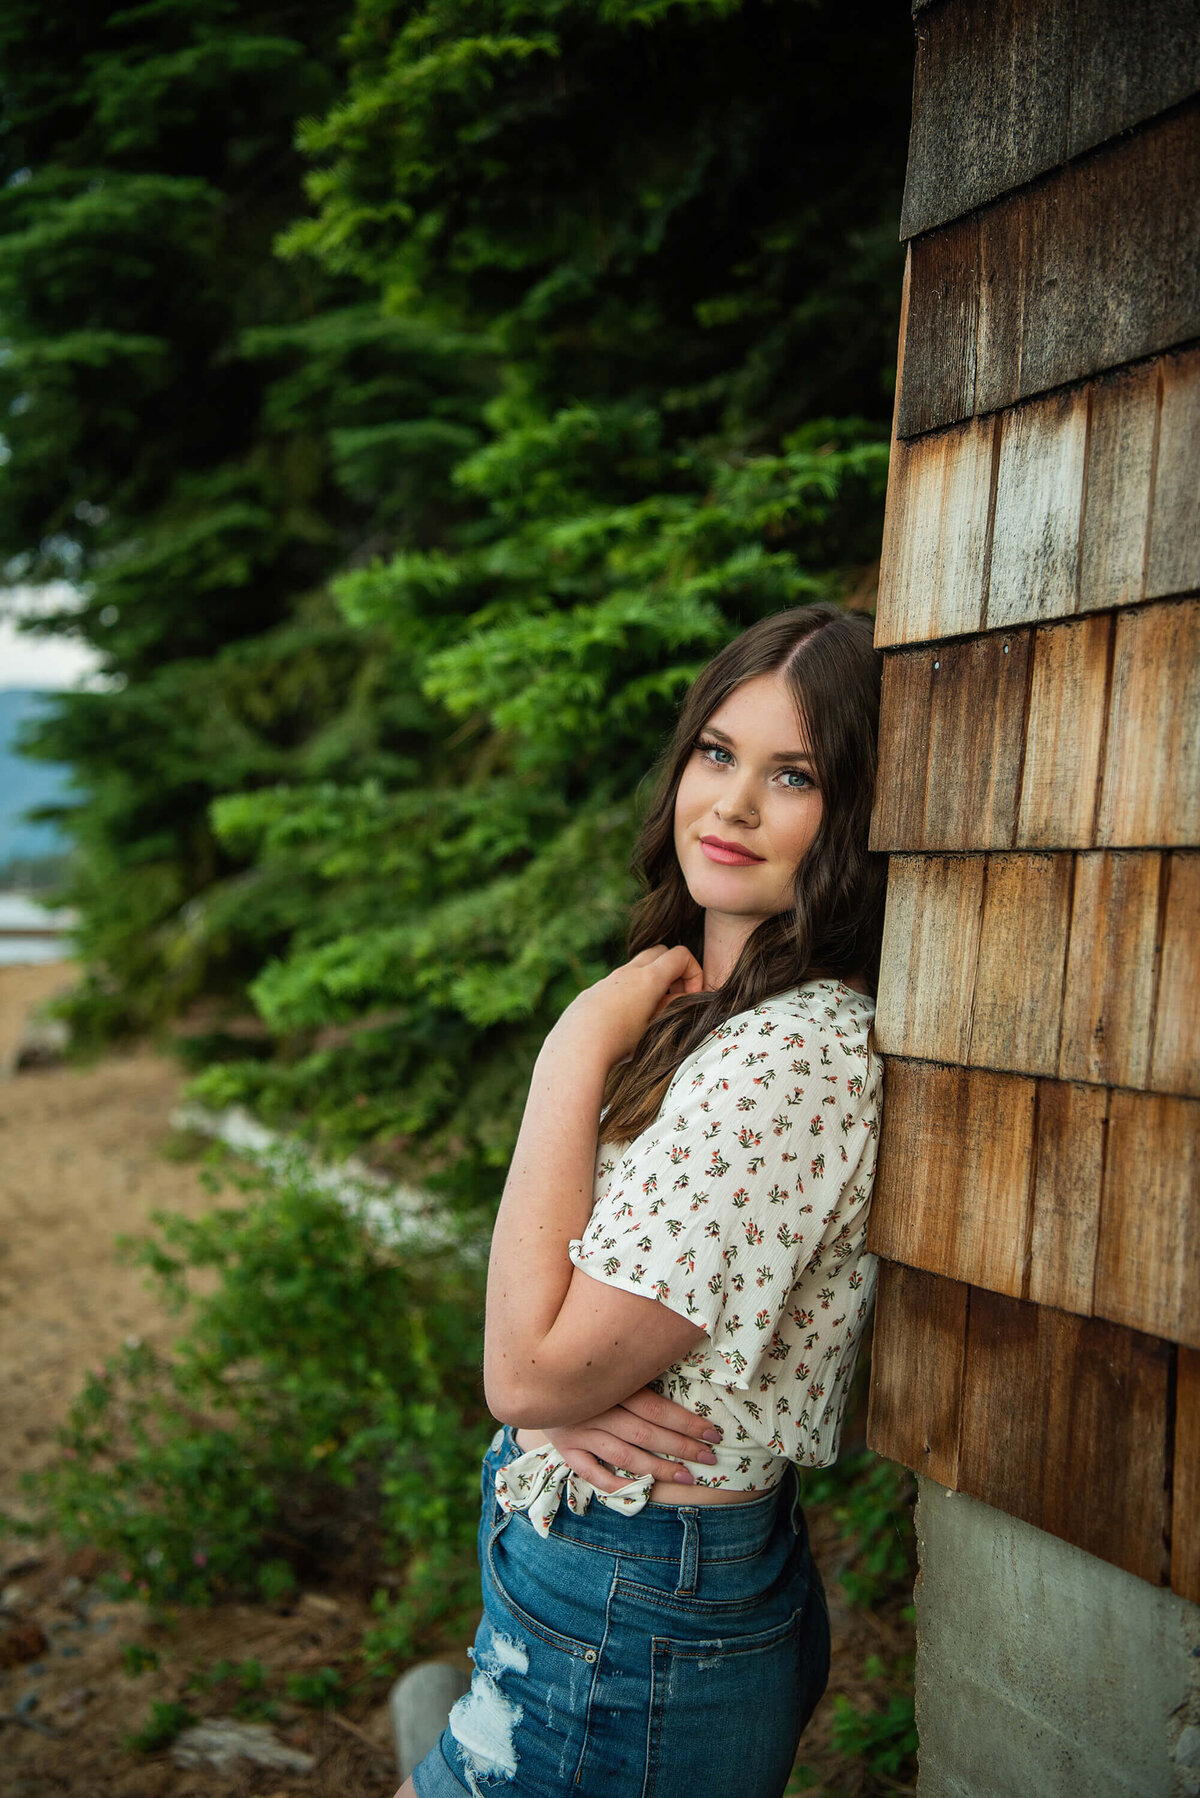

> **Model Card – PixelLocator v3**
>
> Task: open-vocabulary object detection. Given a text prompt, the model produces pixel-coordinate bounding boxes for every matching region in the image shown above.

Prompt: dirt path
[0,973,220,1508]
[0,968,397,1797]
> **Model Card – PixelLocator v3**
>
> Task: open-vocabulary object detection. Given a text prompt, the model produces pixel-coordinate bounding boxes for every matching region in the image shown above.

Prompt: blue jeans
[413,1426,830,1798]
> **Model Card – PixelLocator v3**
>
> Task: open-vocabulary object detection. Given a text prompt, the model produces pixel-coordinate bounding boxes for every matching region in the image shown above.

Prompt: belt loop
[789,1463,803,1536]
[674,1510,700,1596]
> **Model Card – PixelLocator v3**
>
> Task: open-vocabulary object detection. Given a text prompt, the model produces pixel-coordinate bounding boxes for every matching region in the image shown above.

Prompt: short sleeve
[568,1001,868,1391]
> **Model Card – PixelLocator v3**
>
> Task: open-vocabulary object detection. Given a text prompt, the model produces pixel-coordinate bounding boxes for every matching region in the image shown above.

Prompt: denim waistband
[489,1425,804,1564]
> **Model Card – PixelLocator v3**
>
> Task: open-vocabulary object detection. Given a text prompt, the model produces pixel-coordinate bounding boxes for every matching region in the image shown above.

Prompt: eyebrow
[703,724,815,764]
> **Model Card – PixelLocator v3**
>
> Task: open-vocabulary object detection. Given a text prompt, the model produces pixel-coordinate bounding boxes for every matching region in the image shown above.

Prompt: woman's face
[673,670,823,931]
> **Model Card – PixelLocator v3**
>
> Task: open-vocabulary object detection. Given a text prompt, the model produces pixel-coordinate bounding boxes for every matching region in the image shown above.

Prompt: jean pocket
[483,1510,602,1662]
[643,1605,828,1798]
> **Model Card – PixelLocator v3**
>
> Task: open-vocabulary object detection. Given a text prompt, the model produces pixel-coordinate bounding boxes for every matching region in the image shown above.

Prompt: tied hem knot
[494,1441,654,1538]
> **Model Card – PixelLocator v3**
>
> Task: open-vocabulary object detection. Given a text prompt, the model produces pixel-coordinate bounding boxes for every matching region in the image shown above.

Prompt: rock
[0,1622,48,1668]
[13,1008,70,1072]
[1176,1725,1200,1769]
[298,1591,342,1618]
[171,1717,317,1775]
[389,1661,470,1780]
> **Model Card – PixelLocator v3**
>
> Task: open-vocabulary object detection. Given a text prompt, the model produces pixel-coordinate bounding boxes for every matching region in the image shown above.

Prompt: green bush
[802,1450,915,1609]
[29,1155,491,1660]
[830,1682,918,1778]
[285,1665,347,1710]
[123,1700,197,1754]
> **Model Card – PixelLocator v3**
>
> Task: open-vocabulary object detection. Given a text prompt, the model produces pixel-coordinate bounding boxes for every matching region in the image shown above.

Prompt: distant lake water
[0,892,77,965]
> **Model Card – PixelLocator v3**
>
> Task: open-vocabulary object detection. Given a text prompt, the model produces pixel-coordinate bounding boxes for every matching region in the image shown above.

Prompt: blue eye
[698,738,733,765]
[780,769,813,791]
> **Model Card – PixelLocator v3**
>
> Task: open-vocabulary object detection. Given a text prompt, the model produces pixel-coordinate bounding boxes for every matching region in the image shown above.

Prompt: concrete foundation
[914,1479,1200,1798]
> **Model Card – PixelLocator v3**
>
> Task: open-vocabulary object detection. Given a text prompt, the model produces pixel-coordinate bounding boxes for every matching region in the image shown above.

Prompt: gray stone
[171,1717,316,1775]
[10,1009,69,1074]
[389,1661,470,1780]
[914,1481,1200,1798]
[1176,1726,1200,1769]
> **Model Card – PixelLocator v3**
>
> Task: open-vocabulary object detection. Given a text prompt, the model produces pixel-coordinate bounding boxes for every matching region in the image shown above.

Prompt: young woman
[400,603,885,1798]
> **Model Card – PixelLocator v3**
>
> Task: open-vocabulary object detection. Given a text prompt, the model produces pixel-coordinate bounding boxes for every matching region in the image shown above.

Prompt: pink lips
[699,836,765,866]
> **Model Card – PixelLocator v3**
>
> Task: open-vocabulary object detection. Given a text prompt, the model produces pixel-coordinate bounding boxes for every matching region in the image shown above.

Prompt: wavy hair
[601,604,884,1142]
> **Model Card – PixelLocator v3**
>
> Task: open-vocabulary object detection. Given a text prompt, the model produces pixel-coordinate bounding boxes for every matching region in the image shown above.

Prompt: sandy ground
[0,965,914,1796]
[0,971,216,1507]
[0,967,397,1796]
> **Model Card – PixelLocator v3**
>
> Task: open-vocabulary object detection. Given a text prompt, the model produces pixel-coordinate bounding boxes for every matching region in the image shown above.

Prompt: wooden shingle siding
[1147,352,1200,598]
[1018,615,1113,847]
[868,1266,1176,1587]
[868,1062,1036,1296]
[987,388,1089,627]
[869,0,1198,1602]
[897,103,1200,436]
[878,348,1200,647]
[957,1292,1172,1585]
[872,857,984,1060]
[868,1061,1200,1351]
[1059,853,1164,1088]
[872,603,1200,851]
[1026,1080,1108,1314]
[903,0,1200,238]
[866,1263,967,1488]
[969,855,1074,1074]
[1081,362,1159,612]
[1152,855,1200,1094]
[1095,1092,1200,1347]
[1098,602,1200,846]
[875,414,996,645]
[920,636,1031,847]
[876,852,1199,1094]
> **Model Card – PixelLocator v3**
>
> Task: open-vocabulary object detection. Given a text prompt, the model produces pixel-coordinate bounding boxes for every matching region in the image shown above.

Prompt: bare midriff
[512,1427,773,1506]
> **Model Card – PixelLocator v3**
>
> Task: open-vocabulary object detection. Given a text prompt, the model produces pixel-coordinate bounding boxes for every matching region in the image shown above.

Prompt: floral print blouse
[496,980,881,1538]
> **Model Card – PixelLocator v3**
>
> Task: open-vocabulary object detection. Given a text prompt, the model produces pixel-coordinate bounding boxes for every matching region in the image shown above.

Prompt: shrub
[29,1154,491,1660]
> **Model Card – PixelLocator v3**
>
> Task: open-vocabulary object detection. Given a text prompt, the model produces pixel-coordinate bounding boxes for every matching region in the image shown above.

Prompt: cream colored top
[495,981,881,1539]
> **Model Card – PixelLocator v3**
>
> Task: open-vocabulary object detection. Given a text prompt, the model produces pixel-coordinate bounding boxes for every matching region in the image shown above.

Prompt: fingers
[558,1439,696,1490]
[644,946,705,1023]
[620,1386,724,1447]
[671,948,705,994]
[630,945,704,988]
[601,1415,717,1463]
[567,1405,717,1464]
[654,944,704,987]
[557,1447,626,1492]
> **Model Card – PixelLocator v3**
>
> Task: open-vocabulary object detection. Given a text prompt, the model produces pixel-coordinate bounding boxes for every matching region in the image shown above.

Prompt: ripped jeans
[412,1425,830,1798]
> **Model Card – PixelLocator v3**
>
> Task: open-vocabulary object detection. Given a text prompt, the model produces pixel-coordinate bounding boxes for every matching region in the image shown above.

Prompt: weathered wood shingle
[903,0,1200,238]
[899,105,1200,435]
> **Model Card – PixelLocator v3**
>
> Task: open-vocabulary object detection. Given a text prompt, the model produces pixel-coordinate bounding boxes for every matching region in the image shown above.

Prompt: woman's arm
[484,946,706,1428]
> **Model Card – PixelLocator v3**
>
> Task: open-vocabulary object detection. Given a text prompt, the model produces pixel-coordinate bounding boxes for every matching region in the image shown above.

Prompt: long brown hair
[602,603,884,1142]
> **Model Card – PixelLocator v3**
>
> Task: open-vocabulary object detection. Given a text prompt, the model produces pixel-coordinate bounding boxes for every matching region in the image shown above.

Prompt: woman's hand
[542,1385,722,1492]
[549,945,704,1070]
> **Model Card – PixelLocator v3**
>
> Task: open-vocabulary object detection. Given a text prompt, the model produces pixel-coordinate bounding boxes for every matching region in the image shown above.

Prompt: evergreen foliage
[0,0,489,1028]
[2,0,911,1204]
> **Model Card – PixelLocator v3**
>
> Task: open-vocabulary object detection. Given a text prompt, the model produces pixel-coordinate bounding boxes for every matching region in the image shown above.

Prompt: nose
[714,774,759,827]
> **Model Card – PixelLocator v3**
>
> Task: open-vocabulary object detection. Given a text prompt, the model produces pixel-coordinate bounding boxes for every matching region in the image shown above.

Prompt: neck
[700,911,758,991]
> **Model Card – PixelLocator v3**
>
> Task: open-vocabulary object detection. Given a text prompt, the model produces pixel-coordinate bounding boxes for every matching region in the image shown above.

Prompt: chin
[682,863,777,919]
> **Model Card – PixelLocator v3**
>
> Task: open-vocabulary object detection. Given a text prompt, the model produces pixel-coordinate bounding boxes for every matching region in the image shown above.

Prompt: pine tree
[191,0,912,1204]
[0,0,490,1029]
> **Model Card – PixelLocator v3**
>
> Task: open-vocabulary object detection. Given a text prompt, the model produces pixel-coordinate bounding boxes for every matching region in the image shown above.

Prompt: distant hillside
[0,689,73,870]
